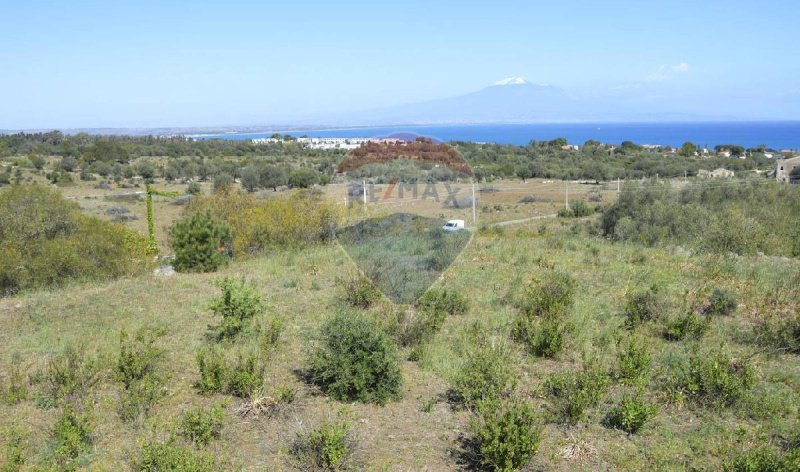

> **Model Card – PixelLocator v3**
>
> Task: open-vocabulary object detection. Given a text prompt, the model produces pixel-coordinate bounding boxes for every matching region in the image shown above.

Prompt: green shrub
[1,428,26,472]
[470,397,542,472]
[616,334,652,380]
[0,185,150,296]
[169,211,233,273]
[195,346,228,395]
[52,405,93,471]
[207,277,265,340]
[678,348,756,407]
[623,286,669,328]
[723,444,798,472]
[116,328,168,422]
[179,403,226,446]
[601,180,799,257]
[1,364,28,406]
[341,275,382,308]
[605,389,658,434]
[307,312,402,405]
[514,315,573,358]
[705,288,738,316]
[752,313,800,354]
[291,418,352,471]
[257,317,284,354]
[664,312,711,341]
[515,271,576,318]
[186,181,202,195]
[116,327,166,389]
[452,338,517,410]
[399,308,447,347]
[417,288,469,316]
[571,200,593,217]
[545,363,610,424]
[513,271,576,358]
[43,345,101,406]
[134,438,216,472]
[226,353,264,398]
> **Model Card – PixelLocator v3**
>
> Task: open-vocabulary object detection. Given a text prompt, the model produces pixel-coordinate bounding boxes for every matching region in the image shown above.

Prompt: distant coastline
[3,121,800,150]
[192,121,800,149]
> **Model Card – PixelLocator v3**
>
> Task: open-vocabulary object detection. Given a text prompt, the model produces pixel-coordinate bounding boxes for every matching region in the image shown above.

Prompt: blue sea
[196,122,800,150]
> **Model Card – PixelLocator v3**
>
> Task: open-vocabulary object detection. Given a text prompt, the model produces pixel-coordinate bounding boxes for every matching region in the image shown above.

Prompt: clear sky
[1,0,798,129]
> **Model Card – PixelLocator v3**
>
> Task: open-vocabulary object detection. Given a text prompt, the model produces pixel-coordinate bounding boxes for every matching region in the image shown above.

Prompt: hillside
[1,218,798,470]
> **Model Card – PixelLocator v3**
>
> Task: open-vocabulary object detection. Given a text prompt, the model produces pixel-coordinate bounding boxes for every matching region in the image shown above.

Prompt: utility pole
[565,181,569,210]
[362,179,367,212]
[684,171,687,184]
[617,178,620,194]
[471,183,477,227]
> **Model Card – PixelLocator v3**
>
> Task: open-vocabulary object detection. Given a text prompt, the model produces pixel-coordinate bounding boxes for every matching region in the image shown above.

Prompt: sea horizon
[193,120,800,150]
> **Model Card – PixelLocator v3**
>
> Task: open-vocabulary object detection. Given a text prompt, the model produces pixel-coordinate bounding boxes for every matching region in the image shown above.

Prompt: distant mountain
[327,77,724,125]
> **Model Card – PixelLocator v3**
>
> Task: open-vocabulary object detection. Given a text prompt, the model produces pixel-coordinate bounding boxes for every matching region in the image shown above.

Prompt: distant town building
[252,136,401,150]
[717,150,732,158]
[776,156,800,183]
[698,168,735,178]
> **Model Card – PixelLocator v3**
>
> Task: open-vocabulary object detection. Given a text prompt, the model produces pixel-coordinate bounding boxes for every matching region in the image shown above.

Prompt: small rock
[153,266,176,277]
[757,251,765,257]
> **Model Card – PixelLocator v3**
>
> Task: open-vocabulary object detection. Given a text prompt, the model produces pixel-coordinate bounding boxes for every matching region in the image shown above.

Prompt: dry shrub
[186,190,343,255]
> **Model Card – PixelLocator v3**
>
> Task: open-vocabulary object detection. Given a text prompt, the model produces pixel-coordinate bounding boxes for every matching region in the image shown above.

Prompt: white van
[442,219,465,232]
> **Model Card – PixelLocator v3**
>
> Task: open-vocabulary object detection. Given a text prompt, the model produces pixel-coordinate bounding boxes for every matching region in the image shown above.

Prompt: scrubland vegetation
[0,136,799,470]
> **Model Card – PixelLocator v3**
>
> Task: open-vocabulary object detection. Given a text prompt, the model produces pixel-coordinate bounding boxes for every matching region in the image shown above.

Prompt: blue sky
[1,0,798,129]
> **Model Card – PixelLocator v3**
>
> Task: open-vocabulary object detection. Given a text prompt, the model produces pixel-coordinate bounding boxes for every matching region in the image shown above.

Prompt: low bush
[307,312,402,405]
[52,405,93,471]
[677,348,756,407]
[207,277,265,341]
[452,337,517,410]
[226,353,264,398]
[513,271,576,358]
[257,317,284,354]
[752,313,800,354]
[724,444,800,471]
[134,438,216,472]
[43,345,101,407]
[195,346,228,395]
[169,211,233,273]
[469,397,542,472]
[399,308,447,347]
[116,328,168,423]
[515,271,576,318]
[605,389,658,434]
[0,185,150,296]
[664,312,711,341]
[291,418,353,471]
[616,334,652,380]
[1,364,28,405]
[514,315,573,358]
[705,288,738,316]
[340,275,382,308]
[545,363,610,424]
[623,285,669,329]
[417,288,469,316]
[179,403,226,446]
[1,428,26,472]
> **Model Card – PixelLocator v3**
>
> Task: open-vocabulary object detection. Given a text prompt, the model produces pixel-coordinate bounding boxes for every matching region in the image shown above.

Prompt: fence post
[472,183,477,227]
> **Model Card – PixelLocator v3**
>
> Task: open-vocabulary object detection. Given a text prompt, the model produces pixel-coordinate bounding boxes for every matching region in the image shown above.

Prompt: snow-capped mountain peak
[493,76,529,86]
